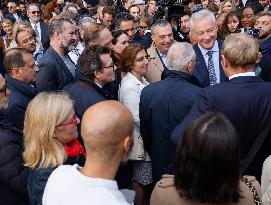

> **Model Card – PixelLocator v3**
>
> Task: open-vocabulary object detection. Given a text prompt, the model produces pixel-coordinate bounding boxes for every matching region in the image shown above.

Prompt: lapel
[50,48,74,80]
[148,43,165,73]
[193,44,209,83]
[217,39,227,82]
[40,22,46,44]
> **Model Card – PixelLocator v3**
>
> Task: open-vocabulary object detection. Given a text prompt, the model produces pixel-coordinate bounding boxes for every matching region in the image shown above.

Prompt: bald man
[43,101,133,205]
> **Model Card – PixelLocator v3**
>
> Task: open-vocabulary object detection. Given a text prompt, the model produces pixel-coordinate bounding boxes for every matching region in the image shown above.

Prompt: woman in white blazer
[119,44,152,205]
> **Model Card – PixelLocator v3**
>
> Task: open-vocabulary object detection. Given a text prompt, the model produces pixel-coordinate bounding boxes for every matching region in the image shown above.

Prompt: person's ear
[186,60,194,74]
[10,67,21,78]
[256,52,262,64]
[123,136,133,153]
[221,55,230,77]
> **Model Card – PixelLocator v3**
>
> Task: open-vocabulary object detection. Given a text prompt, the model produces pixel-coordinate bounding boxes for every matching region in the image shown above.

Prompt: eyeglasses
[31,11,41,14]
[139,26,147,29]
[21,36,36,44]
[103,64,115,71]
[135,55,150,62]
[57,113,78,127]
[8,6,14,9]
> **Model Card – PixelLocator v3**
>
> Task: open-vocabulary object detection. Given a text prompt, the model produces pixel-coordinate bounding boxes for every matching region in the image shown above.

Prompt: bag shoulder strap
[241,176,261,205]
[240,120,271,174]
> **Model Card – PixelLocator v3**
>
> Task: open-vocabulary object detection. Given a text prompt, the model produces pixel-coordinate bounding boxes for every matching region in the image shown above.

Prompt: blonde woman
[24,92,85,205]
[1,18,17,52]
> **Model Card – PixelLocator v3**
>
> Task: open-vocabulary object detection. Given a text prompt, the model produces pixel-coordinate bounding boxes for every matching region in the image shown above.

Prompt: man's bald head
[81,101,134,160]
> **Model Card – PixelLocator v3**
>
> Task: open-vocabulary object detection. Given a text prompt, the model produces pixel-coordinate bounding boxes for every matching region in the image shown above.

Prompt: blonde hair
[222,33,259,67]
[23,92,74,169]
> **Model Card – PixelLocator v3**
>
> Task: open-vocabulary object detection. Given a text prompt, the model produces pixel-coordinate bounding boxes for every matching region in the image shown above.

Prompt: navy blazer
[193,40,228,87]
[171,76,271,179]
[140,70,201,183]
[37,47,75,92]
[39,22,50,51]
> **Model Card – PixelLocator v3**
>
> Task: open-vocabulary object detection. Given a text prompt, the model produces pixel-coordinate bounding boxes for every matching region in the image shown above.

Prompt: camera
[236,27,260,39]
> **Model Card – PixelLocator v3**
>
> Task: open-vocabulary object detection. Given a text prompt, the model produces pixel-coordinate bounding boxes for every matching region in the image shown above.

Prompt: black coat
[171,76,271,180]
[0,110,29,205]
[37,47,75,92]
[5,74,37,130]
[140,70,201,183]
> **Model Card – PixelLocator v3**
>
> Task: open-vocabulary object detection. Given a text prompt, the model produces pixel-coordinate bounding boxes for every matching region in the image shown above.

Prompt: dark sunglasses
[31,11,41,14]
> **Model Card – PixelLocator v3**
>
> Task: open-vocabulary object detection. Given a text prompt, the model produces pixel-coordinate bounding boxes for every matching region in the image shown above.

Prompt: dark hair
[48,18,74,38]
[242,3,263,16]
[120,43,146,72]
[113,12,134,30]
[174,112,240,204]
[102,6,114,16]
[219,11,241,40]
[79,45,110,80]
[111,30,128,45]
[3,48,32,74]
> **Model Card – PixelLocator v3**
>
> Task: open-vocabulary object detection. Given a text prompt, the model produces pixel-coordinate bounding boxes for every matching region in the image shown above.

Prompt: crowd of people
[0,0,271,204]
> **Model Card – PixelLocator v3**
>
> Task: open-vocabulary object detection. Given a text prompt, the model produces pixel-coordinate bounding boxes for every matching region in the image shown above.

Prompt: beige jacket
[146,43,165,83]
[151,174,261,205]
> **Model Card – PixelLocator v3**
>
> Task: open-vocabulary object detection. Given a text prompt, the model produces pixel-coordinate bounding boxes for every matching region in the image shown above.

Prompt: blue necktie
[207,51,217,86]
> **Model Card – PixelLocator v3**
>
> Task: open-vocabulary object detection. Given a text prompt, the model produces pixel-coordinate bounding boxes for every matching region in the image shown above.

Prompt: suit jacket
[146,43,166,83]
[258,37,271,81]
[40,22,50,51]
[37,47,75,92]
[193,40,228,87]
[140,70,201,183]
[5,12,28,23]
[171,76,271,179]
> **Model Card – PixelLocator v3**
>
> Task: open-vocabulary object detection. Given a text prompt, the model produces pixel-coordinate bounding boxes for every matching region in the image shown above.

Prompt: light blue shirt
[198,41,220,84]
[157,49,168,68]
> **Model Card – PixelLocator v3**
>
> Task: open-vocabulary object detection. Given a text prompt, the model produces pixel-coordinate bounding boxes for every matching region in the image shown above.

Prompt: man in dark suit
[190,9,228,87]
[171,33,271,180]
[140,42,201,183]
[27,3,50,51]
[37,18,77,92]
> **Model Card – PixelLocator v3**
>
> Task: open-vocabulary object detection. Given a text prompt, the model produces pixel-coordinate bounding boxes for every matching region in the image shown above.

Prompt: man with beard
[36,18,78,92]
[254,11,271,81]
[27,3,50,51]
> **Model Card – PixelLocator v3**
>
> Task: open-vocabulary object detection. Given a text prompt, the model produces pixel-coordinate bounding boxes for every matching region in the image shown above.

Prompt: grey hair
[189,9,216,31]
[167,42,196,72]
[78,17,99,29]
[49,18,74,39]
[151,19,170,34]
[26,3,39,12]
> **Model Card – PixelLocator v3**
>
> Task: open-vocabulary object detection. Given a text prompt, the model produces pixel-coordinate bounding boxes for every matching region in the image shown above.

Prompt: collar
[161,70,200,86]
[229,71,256,80]
[125,72,149,86]
[156,48,166,58]
[198,40,219,55]
[30,21,40,27]
[94,81,103,88]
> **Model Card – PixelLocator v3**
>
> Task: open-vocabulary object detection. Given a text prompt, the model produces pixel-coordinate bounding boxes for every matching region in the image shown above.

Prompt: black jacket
[5,74,37,130]
[140,70,201,183]
[0,110,29,205]
[259,37,271,81]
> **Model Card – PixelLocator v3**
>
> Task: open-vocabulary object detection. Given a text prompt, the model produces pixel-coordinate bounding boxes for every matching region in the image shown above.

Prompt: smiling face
[152,23,174,55]
[191,16,218,49]
[2,21,13,36]
[131,49,149,77]
[223,1,233,14]
[27,5,41,24]
[227,15,240,33]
